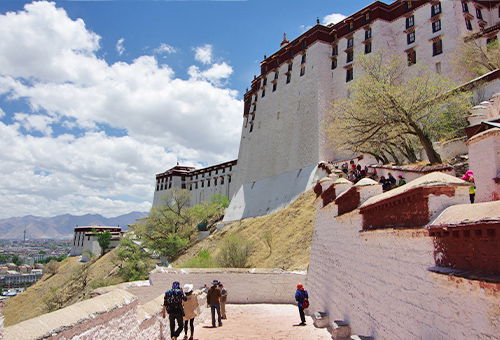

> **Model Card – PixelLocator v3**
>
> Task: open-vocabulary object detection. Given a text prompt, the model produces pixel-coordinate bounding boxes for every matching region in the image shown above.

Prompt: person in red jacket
[294,283,309,326]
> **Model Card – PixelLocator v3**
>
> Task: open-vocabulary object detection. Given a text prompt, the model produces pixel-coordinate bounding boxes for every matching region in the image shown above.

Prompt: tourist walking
[218,282,228,319]
[162,281,187,340]
[182,284,199,340]
[295,283,309,326]
[207,280,223,327]
[461,170,476,203]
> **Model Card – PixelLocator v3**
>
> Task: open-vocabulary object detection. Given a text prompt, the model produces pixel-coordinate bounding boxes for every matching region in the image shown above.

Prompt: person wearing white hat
[182,284,199,340]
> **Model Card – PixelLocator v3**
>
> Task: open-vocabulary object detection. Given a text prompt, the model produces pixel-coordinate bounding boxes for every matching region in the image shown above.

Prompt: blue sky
[0,0,376,218]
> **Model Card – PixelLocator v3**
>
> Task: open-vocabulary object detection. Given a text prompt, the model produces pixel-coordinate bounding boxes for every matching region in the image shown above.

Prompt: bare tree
[454,38,500,77]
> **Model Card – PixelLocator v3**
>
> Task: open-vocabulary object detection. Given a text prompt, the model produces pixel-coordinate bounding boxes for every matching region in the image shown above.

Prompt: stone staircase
[312,312,373,340]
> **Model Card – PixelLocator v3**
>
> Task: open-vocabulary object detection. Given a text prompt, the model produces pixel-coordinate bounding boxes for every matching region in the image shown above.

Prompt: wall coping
[466,127,500,145]
[360,172,468,209]
[4,289,137,340]
[369,163,453,173]
[429,201,500,227]
[152,267,307,275]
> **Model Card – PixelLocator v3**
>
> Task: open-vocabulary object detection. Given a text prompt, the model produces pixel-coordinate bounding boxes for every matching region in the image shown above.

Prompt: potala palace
[153,0,500,220]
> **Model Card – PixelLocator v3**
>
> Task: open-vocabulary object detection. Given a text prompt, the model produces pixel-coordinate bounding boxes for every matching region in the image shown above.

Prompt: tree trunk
[416,130,442,164]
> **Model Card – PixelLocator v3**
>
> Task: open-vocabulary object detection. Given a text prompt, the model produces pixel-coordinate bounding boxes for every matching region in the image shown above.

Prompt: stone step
[331,320,351,340]
[351,336,374,340]
[312,311,329,328]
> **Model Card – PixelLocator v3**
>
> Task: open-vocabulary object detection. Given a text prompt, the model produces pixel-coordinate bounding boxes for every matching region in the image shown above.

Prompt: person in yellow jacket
[182,284,199,340]
[461,170,476,203]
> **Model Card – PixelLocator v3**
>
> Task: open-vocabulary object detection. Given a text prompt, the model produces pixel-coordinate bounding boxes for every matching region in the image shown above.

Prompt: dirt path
[173,304,331,340]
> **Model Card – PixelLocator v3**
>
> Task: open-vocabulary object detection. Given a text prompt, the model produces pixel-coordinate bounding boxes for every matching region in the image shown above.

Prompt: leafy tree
[327,53,471,164]
[11,255,22,266]
[93,229,112,256]
[455,38,500,77]
[182,249,216,268]
[132,190,230,263]
[115,237,152,281]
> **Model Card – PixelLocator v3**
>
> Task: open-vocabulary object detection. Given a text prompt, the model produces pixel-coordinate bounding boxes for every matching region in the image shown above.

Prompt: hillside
[174,190,317,270]
[0,211,147,239]
[3,250,126,326]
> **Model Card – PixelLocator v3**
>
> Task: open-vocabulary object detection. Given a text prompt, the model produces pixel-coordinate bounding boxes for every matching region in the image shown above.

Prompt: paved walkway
[177,304,331,340]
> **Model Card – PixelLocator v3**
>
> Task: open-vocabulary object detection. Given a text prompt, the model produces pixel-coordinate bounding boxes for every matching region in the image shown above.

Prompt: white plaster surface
[223,164,326,221]
[468,128,500,203]
[307,188,499,340]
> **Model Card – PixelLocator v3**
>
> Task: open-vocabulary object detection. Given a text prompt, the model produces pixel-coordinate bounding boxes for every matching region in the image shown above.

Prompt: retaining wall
[306,174,500,340]
[148,268,306,304]
[4,289,167,340]
[223,164,327,221]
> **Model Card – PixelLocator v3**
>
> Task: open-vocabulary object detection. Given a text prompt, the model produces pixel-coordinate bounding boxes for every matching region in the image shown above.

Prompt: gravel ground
[168,304,331,340]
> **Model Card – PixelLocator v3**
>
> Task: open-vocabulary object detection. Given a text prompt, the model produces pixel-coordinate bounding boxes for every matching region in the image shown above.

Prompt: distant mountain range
[0,212,148,240]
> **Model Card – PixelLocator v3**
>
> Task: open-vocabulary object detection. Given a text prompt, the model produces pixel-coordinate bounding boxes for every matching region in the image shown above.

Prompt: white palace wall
[306,174,500,340]
[224,163,328,221]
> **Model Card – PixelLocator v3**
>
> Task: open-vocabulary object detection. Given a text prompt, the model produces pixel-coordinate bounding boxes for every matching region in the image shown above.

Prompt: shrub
[182,249,215,268]
[216,233,253,268]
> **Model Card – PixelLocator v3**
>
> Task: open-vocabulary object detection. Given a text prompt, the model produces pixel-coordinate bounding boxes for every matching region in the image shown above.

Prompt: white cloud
[116,37,125,55]
[322,13,347,25]
[0,107,4,118]
[13,112,55,135]
[194,44,213,64]
[0,1,243,218]
[188,62,233,85]
[154,43,177,55]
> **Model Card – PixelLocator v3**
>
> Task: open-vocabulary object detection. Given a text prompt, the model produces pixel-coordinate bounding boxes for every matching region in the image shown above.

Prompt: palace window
[332,45,338,56]
[432,19,441,33]
[189,184,192,190]
[406,0,413,10]
[433,39,443,56]
[346,68,354,82]
[274,71,279,80]
[476,7,483,20]
[169,183,172,189]
[195,183,198,189]
[465,19,472,31]
[263,77,267,86]
[406,15,415,29]
[286,73,291,84]
[407,31,415,44]
[300,66,305,76]
[331,58,337,70]
[228,175,232,183]
[301,54,307,64]
[249,122,254,133]
[201,181,204,188]
[288,63,293,71]
[262,89,266,98]
[272,83,277,92]
[462,2,469,13]
[349,21,354,31]
[347,37,354,48]
[347,50,354,63]
[221,177,224,185]
[435,62,441,73]
[214,178,217,186]
[431,2,442,17]
[365,28,372,40]
[365,42,372,54]
[181,184,186,189]
[407,49,416,65]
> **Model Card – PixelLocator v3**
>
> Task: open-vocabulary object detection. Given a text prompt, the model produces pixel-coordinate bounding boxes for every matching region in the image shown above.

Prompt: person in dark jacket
[162,281,187,340]
[295,283,309,326]
[206,280,222,327]
[387,173,397,188]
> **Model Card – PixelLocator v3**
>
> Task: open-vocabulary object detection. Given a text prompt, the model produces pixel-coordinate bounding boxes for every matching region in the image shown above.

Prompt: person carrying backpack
[162,281,187,340]
[295,283,309,326]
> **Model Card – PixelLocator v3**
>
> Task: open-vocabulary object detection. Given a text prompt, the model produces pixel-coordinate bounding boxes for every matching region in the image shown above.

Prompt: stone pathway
[174,304,331,340]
